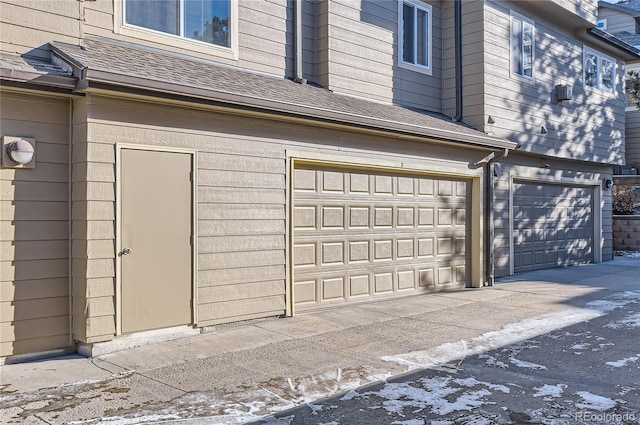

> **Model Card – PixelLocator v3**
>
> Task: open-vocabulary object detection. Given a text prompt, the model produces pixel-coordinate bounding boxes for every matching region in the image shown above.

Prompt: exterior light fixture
[2,136,36,169]
[487,116,495,124]
[604,179,613,189]
[541,126,548,134]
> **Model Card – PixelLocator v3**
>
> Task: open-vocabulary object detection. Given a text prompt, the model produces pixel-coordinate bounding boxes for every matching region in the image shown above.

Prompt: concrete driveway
[1,256,638,424]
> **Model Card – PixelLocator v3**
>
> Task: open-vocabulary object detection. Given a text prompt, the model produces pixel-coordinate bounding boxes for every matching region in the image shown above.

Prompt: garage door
[293,164,471,311]
[513,181,594,273]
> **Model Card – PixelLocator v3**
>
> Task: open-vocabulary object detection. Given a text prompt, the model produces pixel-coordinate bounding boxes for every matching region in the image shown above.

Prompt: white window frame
[583,47,617,94]
[398,0,432,75]
[510,11,535,81]
[114,0,238,61]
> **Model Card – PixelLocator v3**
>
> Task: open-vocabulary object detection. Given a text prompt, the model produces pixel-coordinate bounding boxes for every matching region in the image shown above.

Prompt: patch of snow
[585,299,632,312]
[570,343,589,350]
[392,420,425,425]
[606,356,639,368]
[510,357,547,370]
[533,384,566,398]
[69,414,181,425]
[362,376,497,417]
[575,391,617,411]
[453,377,510,394]
[382,308,603,370]
[339,389,359,401]
[606,312,640,329]
[478,354,508,369]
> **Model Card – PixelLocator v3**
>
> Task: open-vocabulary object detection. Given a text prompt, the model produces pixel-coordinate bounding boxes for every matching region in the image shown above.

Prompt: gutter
[0,68,77,90]
[586,27,640,58]
[294,0,306,84]
[475,148,511,286]
[453,0,463,122]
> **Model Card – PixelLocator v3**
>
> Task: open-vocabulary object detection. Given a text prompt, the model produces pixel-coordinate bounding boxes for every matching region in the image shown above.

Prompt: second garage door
[292,164,471,311]
[513,181,594,273]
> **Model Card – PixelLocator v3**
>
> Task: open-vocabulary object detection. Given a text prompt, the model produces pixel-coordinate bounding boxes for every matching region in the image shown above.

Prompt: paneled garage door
[292,164,471,311]
[513,181,594,273]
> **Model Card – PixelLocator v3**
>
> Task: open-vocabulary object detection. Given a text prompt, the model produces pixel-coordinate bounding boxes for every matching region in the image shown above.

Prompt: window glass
[126,0,179,35]
[511,14,534,79]
[522,22,533,78]
[601,58,614,91]
[584,53,598,87]
[402,3,415,64]
[400,1,430,70]
[125,0,230,48]
[584,49,616,93]
[416,8,428,66]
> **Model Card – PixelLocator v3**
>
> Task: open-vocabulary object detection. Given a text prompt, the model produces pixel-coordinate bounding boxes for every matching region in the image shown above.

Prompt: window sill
[398,61,432,76]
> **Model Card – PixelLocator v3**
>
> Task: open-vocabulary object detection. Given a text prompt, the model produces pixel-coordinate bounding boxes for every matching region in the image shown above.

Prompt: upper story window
[124,0,230,48]
[511,12,535,80]
[399,0,432,74]
[584,48,616,93]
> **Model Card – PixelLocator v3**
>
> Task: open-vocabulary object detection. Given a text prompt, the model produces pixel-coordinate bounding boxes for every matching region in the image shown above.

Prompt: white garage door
[513,181,594,273]
[293,164,471,311]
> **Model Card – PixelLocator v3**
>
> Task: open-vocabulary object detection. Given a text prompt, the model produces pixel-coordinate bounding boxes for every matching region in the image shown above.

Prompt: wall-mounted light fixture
[2,136,36,169]
[604,179,613,190]
[487,116,495,124]
[541,126,548,135]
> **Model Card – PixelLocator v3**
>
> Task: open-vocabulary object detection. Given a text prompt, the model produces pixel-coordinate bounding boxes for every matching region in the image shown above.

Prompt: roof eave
[586,27,640,61]
[75,67,516,151]
[0,67,78,90]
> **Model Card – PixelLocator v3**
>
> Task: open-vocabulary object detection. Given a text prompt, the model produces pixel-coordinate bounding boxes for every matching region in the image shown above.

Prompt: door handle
[119,247,133,256]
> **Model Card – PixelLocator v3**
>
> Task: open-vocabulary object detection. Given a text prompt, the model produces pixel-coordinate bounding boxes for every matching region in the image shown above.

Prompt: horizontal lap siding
[0,92,71,357]
[626,109,640,167]
[87,97,288,328]
[325,0,443,112]
[483,1,625,165]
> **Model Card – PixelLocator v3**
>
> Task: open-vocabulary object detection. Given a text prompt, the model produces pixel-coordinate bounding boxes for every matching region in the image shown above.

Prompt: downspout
[475,148,511,286]
[453,0,463,122]
[294,0,307,84]
[67,98,74,349]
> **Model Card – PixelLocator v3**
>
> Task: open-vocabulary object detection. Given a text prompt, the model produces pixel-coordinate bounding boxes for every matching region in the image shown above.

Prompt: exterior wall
[0,0,80,59]
[493,153,613,277]
[74,93,487,334]
[481,0,626,166]
[598,8,637,34]
[0,90,72,357]
[318,0,443,112]
[460,0,487,131]
[626,108,640,168]
[613,216,640,250]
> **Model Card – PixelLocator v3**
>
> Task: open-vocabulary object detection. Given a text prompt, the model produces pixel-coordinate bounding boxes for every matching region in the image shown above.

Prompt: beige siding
[320,0,443,112]
[0,0,80,59]
[625,108,640,167]
[78,94,486,330]
[460,0,486,130]
[0,91,71,357]
[481,1,626,165]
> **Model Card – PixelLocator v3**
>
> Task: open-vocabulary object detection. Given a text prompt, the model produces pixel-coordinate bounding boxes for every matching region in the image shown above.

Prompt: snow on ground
[606,312,640,329]
[509,357,548,370]
[382,308,603,370]
[606,356,640,368]
[574,391,618,411]
[533,384,567,399]
[359,376,500,416]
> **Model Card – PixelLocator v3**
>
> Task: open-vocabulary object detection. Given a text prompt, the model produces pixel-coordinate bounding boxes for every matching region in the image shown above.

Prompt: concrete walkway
[1,256,638,424]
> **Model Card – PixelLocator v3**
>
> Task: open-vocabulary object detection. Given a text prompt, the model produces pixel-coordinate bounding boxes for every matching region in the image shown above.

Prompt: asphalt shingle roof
[0,53,72,77]
[50,38,511,147]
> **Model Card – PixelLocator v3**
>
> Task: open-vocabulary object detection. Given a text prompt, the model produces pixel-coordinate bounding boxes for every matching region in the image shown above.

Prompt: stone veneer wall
[613,216,640,251]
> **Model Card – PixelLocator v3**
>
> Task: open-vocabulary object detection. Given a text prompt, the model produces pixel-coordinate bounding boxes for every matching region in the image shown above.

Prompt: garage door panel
[293,165,471,311]
[513,181,594,273]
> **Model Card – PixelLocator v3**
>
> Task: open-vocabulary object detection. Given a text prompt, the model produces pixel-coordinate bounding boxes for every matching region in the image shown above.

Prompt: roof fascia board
[1,67,78,90]
[584,27,640,60]
[78,69,516,150]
